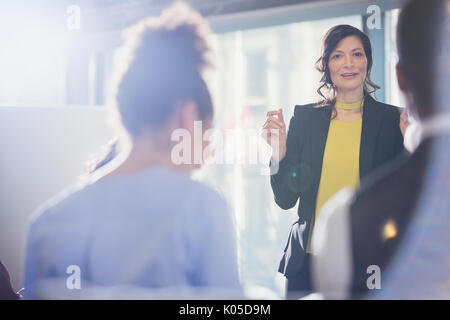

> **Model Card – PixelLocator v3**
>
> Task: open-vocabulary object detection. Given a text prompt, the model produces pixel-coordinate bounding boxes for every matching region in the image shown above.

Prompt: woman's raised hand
[400,108,410,138]
[261,108,287,163]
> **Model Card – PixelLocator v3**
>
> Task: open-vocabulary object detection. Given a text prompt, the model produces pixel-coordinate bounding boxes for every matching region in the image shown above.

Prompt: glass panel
[0,5,66,107]
[384,8,405,108]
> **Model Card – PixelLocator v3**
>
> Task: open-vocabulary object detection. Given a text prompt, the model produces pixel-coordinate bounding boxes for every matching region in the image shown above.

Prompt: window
[384,8,405,108]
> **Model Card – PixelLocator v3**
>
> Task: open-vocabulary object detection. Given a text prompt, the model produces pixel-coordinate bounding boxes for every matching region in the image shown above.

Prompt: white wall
[0,106,118,291]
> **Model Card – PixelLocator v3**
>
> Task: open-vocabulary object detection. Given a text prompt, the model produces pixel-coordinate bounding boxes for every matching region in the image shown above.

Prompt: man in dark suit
[0,261,20,300]
[311,0,448,299]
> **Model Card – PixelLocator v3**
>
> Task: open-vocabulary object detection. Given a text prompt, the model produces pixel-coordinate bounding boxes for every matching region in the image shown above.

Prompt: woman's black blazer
[270,94,405,277]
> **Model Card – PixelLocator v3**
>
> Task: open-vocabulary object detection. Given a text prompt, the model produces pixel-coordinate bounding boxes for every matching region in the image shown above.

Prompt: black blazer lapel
[359,95,384,179]
[310,105,332,189]
[308,97,383,182]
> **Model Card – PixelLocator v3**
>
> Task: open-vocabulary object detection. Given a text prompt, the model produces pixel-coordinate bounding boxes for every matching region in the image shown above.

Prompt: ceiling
[7,0,401,40]
[71,0,328,32]
[76,0,317,16]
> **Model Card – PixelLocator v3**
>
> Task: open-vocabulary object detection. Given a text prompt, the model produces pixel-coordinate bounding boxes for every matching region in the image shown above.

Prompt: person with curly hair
[23,2,240,299]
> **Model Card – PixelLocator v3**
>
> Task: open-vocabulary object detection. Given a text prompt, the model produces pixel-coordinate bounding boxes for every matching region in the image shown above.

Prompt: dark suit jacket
[348,137,432,298]
[0,261,19,300]
[270,94,405,277]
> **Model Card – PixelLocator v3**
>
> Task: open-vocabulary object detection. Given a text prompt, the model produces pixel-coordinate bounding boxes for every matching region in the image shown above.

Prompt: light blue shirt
[23,166,241,298]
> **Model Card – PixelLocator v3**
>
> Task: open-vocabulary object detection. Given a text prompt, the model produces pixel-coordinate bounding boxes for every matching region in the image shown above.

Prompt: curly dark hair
[110,2,215,137]
[315,24,380,110]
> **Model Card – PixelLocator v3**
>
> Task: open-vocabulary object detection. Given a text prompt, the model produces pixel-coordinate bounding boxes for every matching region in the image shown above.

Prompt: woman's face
[328,35,368,94]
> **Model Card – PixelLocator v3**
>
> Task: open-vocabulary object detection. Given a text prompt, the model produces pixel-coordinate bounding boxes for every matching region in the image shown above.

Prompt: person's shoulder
[163,169,229,214]
[181,181,232,228]
[351,150,410,215]
[163,169,221,200]
[293,102,325,120]
[315,187,356,236]
[28,181,92,231]
[188,182,228,213]
[311,187,355,299]
[294,102,320,113]
[368,96,401,117]
[177,181,234,240]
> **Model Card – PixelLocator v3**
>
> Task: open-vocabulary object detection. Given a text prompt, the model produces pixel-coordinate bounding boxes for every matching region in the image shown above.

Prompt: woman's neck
[336,88,364,104]
[334,88,364,121]
[99,136,185,181]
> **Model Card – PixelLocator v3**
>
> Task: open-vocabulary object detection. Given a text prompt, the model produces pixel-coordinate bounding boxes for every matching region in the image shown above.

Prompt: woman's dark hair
[315,24,380,108]
[111,2,214,138]
[396,0,447,119]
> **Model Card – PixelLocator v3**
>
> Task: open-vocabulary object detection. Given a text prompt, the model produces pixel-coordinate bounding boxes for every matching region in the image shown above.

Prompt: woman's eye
[354,52,364,56]
[332,54,342,59]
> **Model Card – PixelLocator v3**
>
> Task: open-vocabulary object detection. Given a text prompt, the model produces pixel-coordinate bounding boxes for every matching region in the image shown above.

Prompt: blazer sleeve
[270,106,307,210]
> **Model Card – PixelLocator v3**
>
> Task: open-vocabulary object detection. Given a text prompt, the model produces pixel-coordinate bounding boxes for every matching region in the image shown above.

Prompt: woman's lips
[341,72,358,79]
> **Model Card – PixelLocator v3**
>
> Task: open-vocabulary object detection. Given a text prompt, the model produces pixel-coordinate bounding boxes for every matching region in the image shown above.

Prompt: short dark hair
[111,2,214,137]
[315,24,379,106]
[396,0,446,118]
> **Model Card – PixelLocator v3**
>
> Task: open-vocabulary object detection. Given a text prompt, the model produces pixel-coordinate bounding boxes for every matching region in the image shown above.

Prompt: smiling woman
[262,24,406,299]
[315,25,380,115]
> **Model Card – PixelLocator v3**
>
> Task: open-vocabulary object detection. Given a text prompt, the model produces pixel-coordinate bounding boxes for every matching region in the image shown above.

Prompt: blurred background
[0,0,405,297]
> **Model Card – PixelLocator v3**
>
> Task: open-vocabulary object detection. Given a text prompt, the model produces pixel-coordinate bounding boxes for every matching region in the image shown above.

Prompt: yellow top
[306,100,363,253]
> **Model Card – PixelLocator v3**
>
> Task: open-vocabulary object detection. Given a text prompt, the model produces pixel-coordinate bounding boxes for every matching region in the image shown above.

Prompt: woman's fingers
[262,109,287,149]
[266,109,286,126]
[263,117,285,131]
[269,116,286,129]
[400,109,409,123]
[263,109,287,161]
[399,109,410,137]
[278,108,284,124]
[266,110,280,117]
[264,111,286,128]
